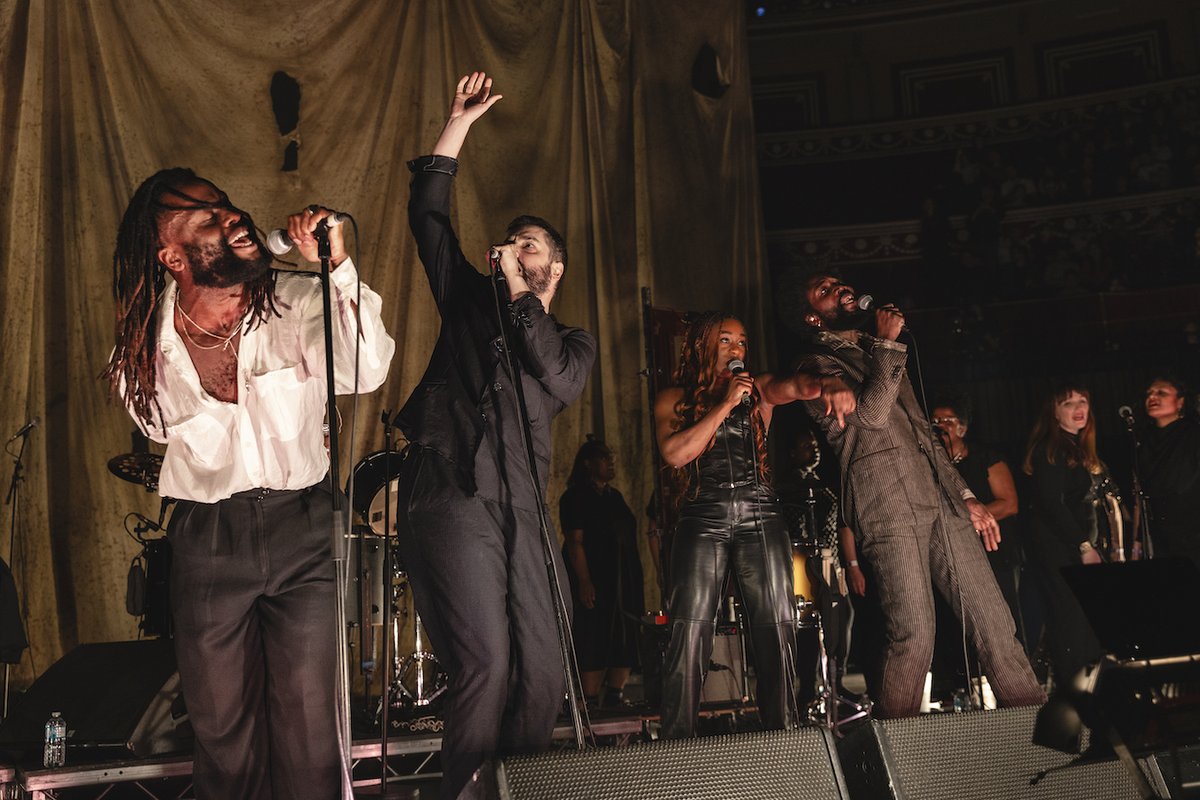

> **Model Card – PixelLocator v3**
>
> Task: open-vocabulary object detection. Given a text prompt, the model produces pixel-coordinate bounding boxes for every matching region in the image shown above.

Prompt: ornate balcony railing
[756,76,1200,166]
[765,186,1200,269]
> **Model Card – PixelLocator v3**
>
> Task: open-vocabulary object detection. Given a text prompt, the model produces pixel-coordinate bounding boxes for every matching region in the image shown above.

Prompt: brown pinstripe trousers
[859,504,1046,718]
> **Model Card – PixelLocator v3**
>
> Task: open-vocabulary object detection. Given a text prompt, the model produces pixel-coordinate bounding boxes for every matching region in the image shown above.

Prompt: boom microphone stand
[314,224,356,799]
[2,420,35,719]
[1121,412,1154,560]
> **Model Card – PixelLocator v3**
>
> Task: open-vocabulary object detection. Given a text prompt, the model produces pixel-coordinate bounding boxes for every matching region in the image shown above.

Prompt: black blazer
[396,155,596,500]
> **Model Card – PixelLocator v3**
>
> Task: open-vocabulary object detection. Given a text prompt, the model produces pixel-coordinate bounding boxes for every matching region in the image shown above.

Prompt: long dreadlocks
[101,167,280,429]
[665,311,771,509]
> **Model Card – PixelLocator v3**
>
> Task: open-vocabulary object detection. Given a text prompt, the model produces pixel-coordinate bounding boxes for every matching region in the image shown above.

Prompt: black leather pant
[660,486,797,738]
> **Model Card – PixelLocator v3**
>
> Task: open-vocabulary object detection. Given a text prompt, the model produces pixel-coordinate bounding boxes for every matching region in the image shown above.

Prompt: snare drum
[349,450,405,536]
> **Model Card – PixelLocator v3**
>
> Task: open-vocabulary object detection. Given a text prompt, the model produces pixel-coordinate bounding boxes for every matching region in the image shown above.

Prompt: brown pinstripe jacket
[798,331,972,535]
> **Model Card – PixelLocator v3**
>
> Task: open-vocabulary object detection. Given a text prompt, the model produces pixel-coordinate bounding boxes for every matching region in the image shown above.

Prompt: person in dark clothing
[1137,376,1200,566]
[928,398,1028,704]
[1022,383,1107,688]
[653,312,855,738]
[931,400,1026,644]
[560,438,644,708]
[393,72,597,800]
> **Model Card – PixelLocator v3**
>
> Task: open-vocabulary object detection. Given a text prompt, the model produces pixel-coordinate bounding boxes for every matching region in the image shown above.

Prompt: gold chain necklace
[175,288,245,353]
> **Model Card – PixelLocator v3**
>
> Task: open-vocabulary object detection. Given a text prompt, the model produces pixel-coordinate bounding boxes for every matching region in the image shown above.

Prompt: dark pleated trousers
[395,446,568,800]
[169,482,341,800]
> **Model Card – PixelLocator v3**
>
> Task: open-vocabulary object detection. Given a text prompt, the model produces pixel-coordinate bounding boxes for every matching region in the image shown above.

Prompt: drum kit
[345,449,447,719]
[106,443,447,724]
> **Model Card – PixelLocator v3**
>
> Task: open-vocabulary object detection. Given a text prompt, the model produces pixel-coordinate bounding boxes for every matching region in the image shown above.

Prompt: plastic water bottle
[43,711,66,768]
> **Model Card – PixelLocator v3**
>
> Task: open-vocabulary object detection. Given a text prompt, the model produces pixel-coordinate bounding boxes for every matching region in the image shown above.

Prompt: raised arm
[407,73,504,309]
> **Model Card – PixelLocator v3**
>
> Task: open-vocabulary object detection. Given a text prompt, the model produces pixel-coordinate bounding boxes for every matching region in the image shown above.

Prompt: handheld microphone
[856,294,908,332]
[856,294,886,311]
[488,247,506,282]
[727,359,752,406]
[265,210,350,256]
[1118,405,1136,428]
[7,417,40,442]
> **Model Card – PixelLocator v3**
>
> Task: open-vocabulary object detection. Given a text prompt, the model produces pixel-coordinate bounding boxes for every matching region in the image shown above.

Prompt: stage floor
[0,710,649,799]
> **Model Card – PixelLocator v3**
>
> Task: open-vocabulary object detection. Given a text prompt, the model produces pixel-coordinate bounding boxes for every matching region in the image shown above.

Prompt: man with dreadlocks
[103,167,394,799]
[653,312,855,738]
[392,73,595,800]
[795,273,1043,719]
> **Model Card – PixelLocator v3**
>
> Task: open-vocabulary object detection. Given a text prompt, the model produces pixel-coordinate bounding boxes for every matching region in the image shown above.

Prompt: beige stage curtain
[0,0,768,687]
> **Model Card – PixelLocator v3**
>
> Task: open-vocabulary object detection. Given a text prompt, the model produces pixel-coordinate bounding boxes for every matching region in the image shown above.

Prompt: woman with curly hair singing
[653,312,854,737]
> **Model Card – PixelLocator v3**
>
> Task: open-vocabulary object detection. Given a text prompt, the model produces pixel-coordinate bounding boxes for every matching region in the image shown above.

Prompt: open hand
[449,71,503,124]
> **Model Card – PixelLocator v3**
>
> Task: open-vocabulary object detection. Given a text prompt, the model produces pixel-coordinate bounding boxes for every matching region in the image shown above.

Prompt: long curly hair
[665,311,770,508]
[101,168,279,429]
[1022,382,1103,476]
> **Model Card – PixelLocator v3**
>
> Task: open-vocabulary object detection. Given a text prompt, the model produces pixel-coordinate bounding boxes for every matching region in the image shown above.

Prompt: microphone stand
[1123,421,1154,560]
[2,426,33,719]
[314,226,355,798]
[488,264,589,749]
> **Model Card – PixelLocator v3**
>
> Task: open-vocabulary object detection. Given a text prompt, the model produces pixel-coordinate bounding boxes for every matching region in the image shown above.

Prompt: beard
[820,300,869,333]
[522,261,553,296]
[184,233,272,289]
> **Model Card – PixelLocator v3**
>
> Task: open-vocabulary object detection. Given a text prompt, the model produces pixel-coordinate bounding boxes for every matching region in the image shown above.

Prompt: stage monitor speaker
[0,639,190,760]
[497,727,849,800]
[837,705,1155,799]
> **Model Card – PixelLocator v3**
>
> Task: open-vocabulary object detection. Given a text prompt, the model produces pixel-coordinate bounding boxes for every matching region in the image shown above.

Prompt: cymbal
[107,452,163,490]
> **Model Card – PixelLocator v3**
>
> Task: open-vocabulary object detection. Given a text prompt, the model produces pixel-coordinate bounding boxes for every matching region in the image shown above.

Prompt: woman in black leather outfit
[653,312,853,738]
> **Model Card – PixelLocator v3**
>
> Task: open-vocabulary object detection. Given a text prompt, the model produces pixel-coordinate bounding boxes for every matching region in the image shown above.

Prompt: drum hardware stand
[2,419,36,719]
[369,411,403,797]
[801,485,871,733]
[348,522,378,718]
[382,574,446,711]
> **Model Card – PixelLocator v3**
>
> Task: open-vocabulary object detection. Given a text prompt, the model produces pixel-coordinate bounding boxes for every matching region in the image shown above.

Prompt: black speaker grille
[498,728,846,800]
[878,706,1143,800]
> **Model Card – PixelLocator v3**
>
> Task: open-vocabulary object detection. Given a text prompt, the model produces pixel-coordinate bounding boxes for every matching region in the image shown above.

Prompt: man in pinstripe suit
[796,274,1045,719]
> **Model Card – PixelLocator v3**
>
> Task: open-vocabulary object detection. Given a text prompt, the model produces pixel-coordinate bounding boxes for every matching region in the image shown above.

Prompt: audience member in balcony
[1021,383,1108,688]
[1000,164,1038,209]
[1135,375,1200,568]
[964,185,1002,299]
[919,195,955,305]
[795,275,1044,719]
[1036,164,1068,205]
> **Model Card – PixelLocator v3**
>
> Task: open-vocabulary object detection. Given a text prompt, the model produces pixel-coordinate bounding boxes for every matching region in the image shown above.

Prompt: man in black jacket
[394,72,597,800]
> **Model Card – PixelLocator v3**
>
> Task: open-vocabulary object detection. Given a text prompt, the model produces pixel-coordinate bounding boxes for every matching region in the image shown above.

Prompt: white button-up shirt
[130,260,394,503]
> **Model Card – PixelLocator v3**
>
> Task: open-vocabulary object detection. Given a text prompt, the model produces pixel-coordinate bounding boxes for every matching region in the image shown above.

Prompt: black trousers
[169,482,340,800]
[395,446,568,800]
[661,487,797,739]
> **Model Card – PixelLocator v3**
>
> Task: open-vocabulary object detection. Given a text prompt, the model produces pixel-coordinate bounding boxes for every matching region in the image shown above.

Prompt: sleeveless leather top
[689,404,772,503]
